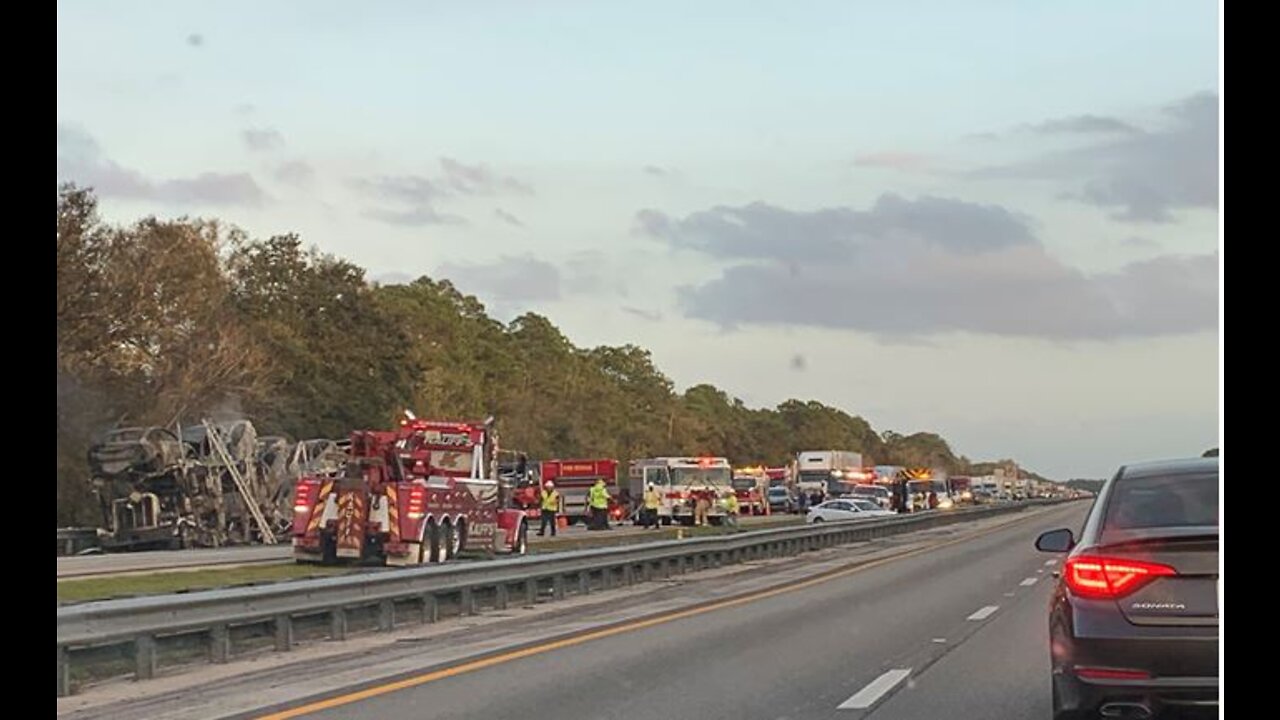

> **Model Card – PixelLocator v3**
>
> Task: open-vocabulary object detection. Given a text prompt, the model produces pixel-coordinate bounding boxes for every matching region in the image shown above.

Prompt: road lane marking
[1044,559,1057,566]
[1020,577,1039,586]
[256,509,1059,719]
[1003,592,1015,597]
[931,637,946,644]
[837,668,912,710]
[967,605,999,621]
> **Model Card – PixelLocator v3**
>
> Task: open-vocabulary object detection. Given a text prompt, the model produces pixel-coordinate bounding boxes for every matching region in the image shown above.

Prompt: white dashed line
[1044,559,1057,566]
[967,605,1000,621]
[838,668,913,710]
[931,638,947,644]
[1020,577,1039,586]
[1003,592,1016,597]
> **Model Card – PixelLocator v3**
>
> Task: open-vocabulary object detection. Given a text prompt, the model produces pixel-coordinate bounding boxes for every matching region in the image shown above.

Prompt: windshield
[55,5,1219,717]
[671,468,731,487]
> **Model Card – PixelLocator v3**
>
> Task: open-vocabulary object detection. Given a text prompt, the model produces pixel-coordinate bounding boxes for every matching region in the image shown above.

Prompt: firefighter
[538,481,561,537]
[588,478,611,530]
[694,492,710,526]
[642,483,662,530]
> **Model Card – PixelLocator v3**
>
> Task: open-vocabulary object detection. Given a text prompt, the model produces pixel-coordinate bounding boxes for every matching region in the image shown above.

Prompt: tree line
[56,185,1044,526]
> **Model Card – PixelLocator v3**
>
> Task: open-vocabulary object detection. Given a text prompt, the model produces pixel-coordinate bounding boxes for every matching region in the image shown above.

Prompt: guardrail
[57,499,1072,696]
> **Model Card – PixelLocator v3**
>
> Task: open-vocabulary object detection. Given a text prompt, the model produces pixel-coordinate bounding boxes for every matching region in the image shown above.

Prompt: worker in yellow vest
[588,478,611,530]
[538,481,561,537]
[722,490,740,528]
[642,483,662,530]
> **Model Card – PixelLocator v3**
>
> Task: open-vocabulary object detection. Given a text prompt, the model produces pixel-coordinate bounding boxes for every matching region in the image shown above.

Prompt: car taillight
[667,491,688,500]
[1064,556,1176,599]
[406,485,427,520]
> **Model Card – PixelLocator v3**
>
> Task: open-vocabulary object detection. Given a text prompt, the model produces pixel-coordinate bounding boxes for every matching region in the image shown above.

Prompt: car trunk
[1100,533,1219,627]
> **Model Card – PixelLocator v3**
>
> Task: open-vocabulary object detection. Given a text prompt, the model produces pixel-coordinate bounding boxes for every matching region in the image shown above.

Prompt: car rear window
[1104,472,1218,530]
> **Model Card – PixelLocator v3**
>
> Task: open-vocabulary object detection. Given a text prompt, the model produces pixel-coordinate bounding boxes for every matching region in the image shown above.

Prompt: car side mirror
[1035,528,1075,553]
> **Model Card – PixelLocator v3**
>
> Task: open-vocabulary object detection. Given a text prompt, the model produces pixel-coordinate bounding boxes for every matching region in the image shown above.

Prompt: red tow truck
[512,459,622,524]
[291,414,529,566]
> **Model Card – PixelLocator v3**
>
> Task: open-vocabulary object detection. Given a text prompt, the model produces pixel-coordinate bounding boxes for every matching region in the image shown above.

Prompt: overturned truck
[87,420,346,550]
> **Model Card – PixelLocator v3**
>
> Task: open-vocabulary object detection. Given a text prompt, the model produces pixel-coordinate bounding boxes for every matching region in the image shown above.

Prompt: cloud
[494,208,524,227]
[975,92,1219,223]
[622,306,663,321]
[353,175,461,225]
[439,157,533,196]
[354,158,529,226]
[57,124,266,206]
[187,33,204,48]
[362,207,464,226]
[437,255,561,303]
[853,152,930,171]
[273,160,315,187]
[242,127,285,152]
[643,165,672,177]
[639,194,1036,262]
[639,194,1217,340]
[1028,115,1140,135]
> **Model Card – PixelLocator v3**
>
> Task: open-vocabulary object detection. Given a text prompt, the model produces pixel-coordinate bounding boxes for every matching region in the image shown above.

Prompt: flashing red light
[1064,556,1176,599]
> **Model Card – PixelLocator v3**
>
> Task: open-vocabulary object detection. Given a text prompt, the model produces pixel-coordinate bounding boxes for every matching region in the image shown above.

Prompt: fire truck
[291,414,529,566]
[627,456,732,526]
[731,466,770,515]
[511,459,622,525]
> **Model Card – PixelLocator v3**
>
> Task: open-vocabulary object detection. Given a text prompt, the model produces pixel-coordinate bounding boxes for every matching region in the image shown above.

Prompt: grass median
[57,514,806,604]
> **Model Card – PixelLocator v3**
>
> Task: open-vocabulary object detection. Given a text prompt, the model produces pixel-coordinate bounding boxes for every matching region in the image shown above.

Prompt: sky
[57,1,1221,479]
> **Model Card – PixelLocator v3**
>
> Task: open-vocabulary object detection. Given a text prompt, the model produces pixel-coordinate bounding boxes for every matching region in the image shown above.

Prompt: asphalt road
[270,503,1086,720]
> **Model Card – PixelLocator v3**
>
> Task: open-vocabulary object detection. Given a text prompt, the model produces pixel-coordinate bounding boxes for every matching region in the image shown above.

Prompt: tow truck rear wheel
[510,521,528,555]
[428,522,447,563]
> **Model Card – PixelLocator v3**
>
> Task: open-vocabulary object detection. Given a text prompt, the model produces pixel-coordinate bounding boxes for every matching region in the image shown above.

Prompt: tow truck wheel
[440,522,456,562]
[511,521,528,555]
[428,522,447,563]
[450,519,465,557]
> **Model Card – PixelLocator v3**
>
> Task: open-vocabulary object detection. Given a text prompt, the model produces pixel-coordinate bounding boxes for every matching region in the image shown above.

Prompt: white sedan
[805,498,897,523]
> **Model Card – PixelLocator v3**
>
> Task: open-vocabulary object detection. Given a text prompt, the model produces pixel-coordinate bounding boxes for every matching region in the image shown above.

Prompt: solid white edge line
[967,605,999,621]
[837,668,913,710]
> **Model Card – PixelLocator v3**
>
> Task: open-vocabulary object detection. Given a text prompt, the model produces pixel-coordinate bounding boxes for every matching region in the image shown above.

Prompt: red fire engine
[511,459,621,524]
[291,414,529,566]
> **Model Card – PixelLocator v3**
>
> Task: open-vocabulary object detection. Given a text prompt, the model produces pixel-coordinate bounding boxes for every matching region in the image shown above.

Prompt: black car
[1036,457,1219,719]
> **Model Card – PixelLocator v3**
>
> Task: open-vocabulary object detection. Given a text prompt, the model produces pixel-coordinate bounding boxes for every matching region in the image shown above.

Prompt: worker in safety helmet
[588,478,611,530]
[538,481,561,537]
[642,483,662,530]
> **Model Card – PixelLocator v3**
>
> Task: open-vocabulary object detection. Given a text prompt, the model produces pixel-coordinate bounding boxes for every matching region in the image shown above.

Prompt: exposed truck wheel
[510,521,528,555]
[455,519,467,555]
[428,522,447,563]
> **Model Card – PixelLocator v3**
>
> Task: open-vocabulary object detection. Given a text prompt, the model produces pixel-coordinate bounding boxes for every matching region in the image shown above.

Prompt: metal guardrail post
[422,594,438,623]
[330,609,347,640]
[274,615,293,651]
[58,646,70,697]
[378,600,395,631]
[210,624,231,663]
[134,635,157,680]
